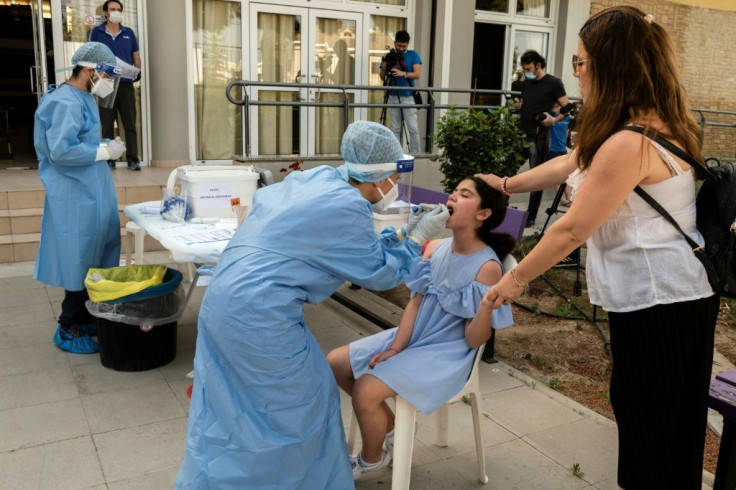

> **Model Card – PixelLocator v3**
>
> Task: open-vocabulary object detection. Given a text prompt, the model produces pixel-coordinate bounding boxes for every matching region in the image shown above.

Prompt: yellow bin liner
[85,265,168,303]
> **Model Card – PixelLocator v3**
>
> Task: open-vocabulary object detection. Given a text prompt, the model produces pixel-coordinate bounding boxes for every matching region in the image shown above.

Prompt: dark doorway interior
[0,5,53,164]
[471,22,505,107]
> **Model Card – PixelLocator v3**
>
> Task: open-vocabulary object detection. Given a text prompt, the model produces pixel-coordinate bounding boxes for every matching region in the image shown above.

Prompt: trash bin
[86,266,185,372]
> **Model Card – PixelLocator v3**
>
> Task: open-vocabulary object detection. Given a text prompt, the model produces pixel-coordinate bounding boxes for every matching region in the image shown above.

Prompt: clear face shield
[371,154,415,230]
[80,62,122,109]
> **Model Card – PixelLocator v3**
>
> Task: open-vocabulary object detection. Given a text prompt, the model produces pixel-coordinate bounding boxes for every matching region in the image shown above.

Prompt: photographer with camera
[517,50,569,227]
[379,30,422,154]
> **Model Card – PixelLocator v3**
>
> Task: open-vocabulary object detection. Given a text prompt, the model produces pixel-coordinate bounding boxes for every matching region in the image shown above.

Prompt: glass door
[249,4,308,157]
[306,10,362,155]
[50,0,146,163]
[192,0,243,162]
[30,0,53,99]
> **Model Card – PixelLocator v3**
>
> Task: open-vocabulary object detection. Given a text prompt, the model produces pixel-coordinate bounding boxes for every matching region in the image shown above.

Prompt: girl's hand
[483,270,526,309]
[369,349,399,368]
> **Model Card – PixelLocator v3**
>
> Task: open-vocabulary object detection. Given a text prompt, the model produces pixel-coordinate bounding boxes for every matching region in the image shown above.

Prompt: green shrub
[431,106,527,193]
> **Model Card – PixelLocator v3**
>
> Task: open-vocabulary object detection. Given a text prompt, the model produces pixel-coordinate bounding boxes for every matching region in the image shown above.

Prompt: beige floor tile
[478,363,526,395]
[482,386,585,437]
[0,435,104,490]
[82,382,186,434]
[0,300,55,327]
[0,243,12,263]
[0,342,68,377]
[0,399,90,453]
[94,417,187,483]
[107,465,180,489]
[169,379,192,413]
[13,241,39,262]
[158,346,195,382]
[72,361,166,396]
[0,216,9,235]
[0,319,55,348]
[0,366,78,411]
[0,286,52,308]
[0,274,46,291]
[524,418,618,485]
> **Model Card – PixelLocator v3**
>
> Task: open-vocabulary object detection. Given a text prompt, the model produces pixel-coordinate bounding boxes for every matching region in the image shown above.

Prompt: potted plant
[432,106,527,193]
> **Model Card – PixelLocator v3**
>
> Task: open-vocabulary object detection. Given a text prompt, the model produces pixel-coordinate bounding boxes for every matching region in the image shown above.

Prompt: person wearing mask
[480,7,718,488]
[517,50,569,227]
[89,0,141,171]
[33,42,125,354]
[379,30,422,154]
[176,121,449,488]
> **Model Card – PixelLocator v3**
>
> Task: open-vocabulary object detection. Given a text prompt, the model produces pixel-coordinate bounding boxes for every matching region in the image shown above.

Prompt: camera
[383,47,405,77]
[535,102,576,125]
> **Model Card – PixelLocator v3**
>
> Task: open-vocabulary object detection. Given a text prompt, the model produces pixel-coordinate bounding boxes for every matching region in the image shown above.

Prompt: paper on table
[171,228,235,245]
[115,57,141,79]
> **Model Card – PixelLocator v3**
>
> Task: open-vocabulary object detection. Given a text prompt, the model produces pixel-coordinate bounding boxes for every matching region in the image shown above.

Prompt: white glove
[409,204,450,244]
[406,203,441,235]
[107,137,126,160]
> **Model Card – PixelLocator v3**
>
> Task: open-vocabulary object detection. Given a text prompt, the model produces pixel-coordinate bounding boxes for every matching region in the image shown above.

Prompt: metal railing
[226,80,522,157]
[226,80,736,159]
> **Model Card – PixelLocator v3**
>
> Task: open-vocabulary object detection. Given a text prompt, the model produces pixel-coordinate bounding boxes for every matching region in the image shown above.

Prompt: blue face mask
[524,70,536,80]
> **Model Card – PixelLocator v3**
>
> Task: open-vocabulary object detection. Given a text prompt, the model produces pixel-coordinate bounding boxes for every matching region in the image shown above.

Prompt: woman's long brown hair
[575,6,703,172]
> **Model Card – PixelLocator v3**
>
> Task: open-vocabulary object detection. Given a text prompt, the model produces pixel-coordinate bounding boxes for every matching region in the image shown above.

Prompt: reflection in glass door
[308,11,361,155]
[509,28,549,88]
[51,0,145,163]
[192,0,242,161]
[367,15,405,125]
[30,0,53,99]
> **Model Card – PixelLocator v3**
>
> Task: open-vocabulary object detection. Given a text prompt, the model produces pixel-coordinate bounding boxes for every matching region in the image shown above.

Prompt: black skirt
[608,294,719,489]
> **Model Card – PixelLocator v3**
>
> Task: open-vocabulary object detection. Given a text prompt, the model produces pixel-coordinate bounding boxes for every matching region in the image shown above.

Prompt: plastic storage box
[168,165,260,219]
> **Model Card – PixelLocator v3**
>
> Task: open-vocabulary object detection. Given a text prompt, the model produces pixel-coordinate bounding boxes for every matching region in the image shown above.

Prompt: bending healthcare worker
[33,41,126,355]
[176,121,449,489]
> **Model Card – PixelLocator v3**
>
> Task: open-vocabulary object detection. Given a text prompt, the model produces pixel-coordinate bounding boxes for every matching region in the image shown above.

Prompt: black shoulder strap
[622,125,713,179]
[632,187,702,251]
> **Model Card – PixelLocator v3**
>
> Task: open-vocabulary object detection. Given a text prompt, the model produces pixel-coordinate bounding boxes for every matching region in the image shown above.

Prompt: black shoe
[127,159,141,171]
[525,218,536,228]
[107,160,116,170]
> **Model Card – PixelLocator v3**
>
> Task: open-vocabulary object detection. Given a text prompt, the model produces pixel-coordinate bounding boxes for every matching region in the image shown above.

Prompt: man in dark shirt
[518,50,569,227]
[90,0,142,171]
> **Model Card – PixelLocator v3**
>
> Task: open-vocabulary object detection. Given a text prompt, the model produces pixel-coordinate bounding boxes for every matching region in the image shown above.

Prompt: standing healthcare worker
[176,121,449,489]
[33,42,126,354]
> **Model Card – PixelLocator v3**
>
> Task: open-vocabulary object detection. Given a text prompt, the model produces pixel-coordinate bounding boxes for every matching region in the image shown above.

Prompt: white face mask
[108,10,123,24]
[91,76,115,98]
[372,178,399,212]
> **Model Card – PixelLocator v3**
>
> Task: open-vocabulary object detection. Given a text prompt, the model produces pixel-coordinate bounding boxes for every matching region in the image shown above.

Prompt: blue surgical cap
[71,42,117,68]
[336,121,405,183]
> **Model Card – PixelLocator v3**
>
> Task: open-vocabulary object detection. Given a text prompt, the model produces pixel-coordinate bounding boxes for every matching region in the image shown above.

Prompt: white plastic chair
[347,254,517,489]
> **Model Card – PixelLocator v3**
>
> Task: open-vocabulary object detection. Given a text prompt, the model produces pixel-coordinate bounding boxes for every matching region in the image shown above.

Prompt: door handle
[29,66,38,94]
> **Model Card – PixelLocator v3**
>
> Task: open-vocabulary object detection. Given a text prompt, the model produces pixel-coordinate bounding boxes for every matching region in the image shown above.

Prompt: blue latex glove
[409,204,450,244]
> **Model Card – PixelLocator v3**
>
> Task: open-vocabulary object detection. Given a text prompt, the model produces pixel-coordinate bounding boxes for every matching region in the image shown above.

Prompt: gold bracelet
[510,269,528,289]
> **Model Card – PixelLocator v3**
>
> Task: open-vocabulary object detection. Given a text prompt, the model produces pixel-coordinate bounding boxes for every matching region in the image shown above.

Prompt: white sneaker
[385,421,418,467]
[351,448,391,480]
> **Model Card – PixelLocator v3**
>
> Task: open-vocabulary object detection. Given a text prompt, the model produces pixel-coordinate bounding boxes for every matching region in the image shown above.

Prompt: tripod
[539,183,583,296]
[379,74,410,150]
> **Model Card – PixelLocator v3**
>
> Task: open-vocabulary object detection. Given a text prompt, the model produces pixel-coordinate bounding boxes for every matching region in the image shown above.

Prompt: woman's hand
[475,173,502,192]
[483,270,526,309]
[369,349,399,368]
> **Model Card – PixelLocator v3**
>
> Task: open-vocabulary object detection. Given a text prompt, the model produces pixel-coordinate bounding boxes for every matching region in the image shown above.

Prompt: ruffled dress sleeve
[405,259,432,297]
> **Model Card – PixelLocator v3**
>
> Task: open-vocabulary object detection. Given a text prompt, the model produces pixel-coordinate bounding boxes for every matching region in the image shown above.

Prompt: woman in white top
[478,6,718,489]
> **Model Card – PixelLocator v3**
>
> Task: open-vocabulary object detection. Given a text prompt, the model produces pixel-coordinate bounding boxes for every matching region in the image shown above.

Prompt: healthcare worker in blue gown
[33,42,126,354]
[176,121,450,489]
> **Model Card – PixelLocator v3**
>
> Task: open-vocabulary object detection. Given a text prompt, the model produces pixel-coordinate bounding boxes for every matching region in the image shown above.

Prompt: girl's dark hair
[469,176,516,258]
[575,6,703,171]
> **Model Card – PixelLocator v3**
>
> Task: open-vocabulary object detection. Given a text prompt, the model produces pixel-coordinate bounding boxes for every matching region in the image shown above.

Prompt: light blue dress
[349,238,513,414]
[176,166,422,489]
[32,83,120,291]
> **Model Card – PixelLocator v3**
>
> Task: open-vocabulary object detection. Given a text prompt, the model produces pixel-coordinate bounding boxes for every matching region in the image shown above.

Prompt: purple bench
[407,185,528,241]
[709,369,736,489]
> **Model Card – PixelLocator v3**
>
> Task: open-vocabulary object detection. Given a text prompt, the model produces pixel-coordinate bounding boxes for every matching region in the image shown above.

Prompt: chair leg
[347,410,358,455]
[434,405,449,447]
[124,228,134,265]
[134,227,145,265]
[392,397,417,490]
[470,392,488,484]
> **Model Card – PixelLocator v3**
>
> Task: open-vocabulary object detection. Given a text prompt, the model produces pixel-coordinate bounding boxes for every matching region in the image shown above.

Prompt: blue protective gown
[32,84,121,291]
[176,166,421,489]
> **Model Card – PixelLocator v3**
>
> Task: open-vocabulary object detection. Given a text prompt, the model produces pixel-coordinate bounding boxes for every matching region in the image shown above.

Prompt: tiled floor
[0,256,632,490]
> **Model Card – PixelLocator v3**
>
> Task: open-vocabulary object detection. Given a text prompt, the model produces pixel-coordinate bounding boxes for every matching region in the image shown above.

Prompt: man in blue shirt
[379,30,422,154]
[89,0,142,171]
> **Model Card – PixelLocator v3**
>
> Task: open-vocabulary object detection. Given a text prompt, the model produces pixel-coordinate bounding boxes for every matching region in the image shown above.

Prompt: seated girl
[327,176,516,479]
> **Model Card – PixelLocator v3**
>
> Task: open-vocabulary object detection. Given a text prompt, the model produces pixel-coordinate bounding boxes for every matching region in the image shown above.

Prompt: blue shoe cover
[82,324,98,336]
[53,325,99,354]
